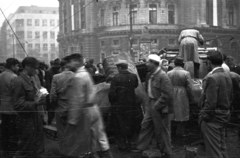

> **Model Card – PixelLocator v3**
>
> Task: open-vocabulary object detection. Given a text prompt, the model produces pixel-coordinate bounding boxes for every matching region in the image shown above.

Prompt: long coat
[178,29,204,64]
[167,67,193,121]
[13,73,44,158]
[60,67,109,156]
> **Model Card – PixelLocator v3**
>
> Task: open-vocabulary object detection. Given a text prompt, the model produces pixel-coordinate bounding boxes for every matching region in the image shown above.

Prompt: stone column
[213,0,218,26]
[222,0,228,28]
[200,0,207,25]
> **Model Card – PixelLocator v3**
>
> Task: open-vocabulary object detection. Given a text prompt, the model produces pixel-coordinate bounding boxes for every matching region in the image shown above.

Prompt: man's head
[146,54,160,72]
[89,59,94,64]
[64,53,84,72]
[60,59,67,71]
[116,60,128,73]
[161,59,169,72]
[50,60,54,66]
[22,57,39,76]
[206,51,223,72]
[97,63,103,69]
[174,56,184,68]
[5,58,20,74]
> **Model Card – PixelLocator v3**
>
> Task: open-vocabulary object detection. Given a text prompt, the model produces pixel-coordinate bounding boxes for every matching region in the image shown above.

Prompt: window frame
[113,6,119,26]
[149,4,157,24]
[167,4,176,24]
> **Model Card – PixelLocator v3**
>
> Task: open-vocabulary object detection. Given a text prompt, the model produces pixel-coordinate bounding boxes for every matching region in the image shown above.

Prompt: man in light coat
[168,57,193,136]
[178,29,204,78]
[61,53,113,158]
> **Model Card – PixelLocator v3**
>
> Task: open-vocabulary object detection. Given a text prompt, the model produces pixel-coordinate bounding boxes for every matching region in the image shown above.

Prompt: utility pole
[129,2,133,58]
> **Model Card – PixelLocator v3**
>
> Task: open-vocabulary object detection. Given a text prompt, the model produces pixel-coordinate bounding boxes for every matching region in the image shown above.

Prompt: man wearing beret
[133,54,173,158]
[108,60,139,151]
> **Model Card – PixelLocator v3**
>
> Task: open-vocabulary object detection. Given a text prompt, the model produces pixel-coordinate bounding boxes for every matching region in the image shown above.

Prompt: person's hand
[36,97,46,106]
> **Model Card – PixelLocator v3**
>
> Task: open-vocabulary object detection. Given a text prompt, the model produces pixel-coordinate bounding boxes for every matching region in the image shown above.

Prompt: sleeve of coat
[178,32,183,44]
[200,76,218,122]
[186,72,194,103]
[50,76,57,105]
[154,73,173,110]
[134,74,139,88]
[67,76,85,125]
[13,78,37,112]
[198,32,204,45]
[108,77,117,104]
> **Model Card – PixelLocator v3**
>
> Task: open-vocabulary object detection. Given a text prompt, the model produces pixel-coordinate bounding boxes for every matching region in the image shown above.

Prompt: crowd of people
[0,48,239,158]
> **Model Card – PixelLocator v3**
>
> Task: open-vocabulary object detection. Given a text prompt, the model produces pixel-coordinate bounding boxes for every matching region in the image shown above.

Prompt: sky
[0,0,59,26]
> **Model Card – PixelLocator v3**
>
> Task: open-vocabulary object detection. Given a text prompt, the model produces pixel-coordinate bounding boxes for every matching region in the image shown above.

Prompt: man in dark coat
[0,58,20,158]
[132,54,173,158]
[199,51,233,158]
[108,60,139,151]
[13,57,46,158]
[45,58,61,124]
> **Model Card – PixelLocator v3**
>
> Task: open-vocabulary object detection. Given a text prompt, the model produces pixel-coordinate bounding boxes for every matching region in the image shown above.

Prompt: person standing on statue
[178,29,204,78]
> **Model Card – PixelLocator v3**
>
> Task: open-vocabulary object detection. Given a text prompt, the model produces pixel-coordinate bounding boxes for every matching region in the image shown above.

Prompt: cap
[115,60,128,66]
[147,54,161,63]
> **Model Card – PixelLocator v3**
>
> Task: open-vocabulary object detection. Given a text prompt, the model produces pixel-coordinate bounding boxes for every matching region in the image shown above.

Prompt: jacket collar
[173,66,184,70]
[210,67,224,74]
[20,72,32,84]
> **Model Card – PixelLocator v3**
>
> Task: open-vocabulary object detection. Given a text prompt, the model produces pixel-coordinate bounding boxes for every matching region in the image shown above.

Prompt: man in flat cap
[168,56,193,136]
[108,59,139,151]
[60,53,112,158]
[133,54,173,158]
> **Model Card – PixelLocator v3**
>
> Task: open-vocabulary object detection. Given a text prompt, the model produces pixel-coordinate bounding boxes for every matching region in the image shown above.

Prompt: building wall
[0,6,59,63]
[58,0,240,64]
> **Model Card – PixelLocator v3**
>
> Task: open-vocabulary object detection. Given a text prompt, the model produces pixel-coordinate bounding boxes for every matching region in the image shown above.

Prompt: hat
[52,58,61,67]
[174,56,184,65]
[64,53,83,62]
[115,60,128,66]
[147,54,161,63]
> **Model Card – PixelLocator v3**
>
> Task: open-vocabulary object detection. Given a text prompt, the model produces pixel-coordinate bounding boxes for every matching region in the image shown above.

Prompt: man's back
[51,71,74,112]
[0,70,18,114]
[109,71,138,106]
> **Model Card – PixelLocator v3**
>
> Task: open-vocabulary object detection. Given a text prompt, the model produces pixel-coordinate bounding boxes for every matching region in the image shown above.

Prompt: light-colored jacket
[0,69,18,114]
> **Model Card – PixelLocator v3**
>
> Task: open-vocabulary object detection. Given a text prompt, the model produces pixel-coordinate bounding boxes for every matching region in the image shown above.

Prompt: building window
[35,31,40,39]
[151,39,158,45]
[43,31,48,39]
[81,1,86,29]
[100,9,105,26]
[228,6,236,26]
[35,43,40,50]
[27,19,32,26]
[51,44,55,50]
[16,31,24,39]
[101,52,106,62]
[50,32,55,39]
[113,40,119,46]
[42,19,47,26]
[35,19,40,26]
[28,44,33,49]
[43,44,48,51]
[50,19,55,26]
[168,39,176,45]
[100,41,105,47]
[131,5,138,24]
[149,4,157,24]
[27,31,32,39]
[168,4,175,24]
[113,6,119,26]
[112,50,120,56]
[16,19,24,27]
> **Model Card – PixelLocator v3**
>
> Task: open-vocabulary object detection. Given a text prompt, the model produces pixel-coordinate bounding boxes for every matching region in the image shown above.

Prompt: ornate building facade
[58,0,240,63]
